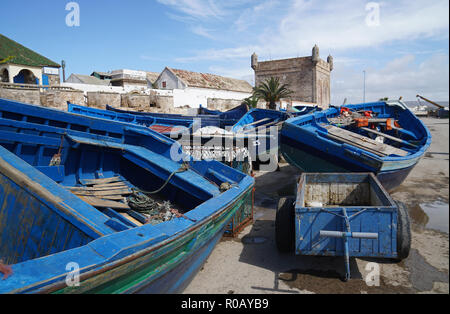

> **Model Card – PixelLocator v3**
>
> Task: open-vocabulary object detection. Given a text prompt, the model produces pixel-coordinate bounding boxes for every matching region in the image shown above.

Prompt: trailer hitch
[320,208,378,282]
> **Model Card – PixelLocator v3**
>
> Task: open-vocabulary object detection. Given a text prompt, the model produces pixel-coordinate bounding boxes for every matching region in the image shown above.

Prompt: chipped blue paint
[294,173,398,259]
[281,101,432,191]
[0,98,254,294]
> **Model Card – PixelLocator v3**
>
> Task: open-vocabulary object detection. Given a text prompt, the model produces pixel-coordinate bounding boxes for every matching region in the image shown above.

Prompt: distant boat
[68,103,193,137]
[106,103,249,129]
[291,105,322,115]
[280,101,432,191]
[410,105,429,117]
[0,98,254,294]
[185,108,317,165]
[231,108,291,160]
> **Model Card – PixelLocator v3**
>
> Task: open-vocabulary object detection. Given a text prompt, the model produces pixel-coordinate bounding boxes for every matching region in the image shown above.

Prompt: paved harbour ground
[184,117,449,294]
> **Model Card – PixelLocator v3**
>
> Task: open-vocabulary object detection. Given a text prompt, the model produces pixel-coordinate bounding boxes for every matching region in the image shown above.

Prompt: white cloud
[177,0,449,61]
[175,45,260,63]
[158,0,449,102]
[208,65,255,85]
[332,53,450,103]
[156,0,225,20]
[190,25,216,39]
[233,0,280,32]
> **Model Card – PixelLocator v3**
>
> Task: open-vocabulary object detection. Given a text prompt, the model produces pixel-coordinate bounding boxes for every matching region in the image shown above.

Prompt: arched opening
[13,69,38,85]
[0,69,9,83]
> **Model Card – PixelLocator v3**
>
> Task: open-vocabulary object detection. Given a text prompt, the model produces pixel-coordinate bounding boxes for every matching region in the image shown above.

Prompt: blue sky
[1,0,448,103]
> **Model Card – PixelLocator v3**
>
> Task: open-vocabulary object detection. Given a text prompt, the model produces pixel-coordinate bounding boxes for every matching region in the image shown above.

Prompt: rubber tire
[275,197,296,253]
[395,201,411,261]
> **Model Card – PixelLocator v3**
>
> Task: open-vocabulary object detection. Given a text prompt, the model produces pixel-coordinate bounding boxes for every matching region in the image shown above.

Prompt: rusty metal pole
[61,60,66,82]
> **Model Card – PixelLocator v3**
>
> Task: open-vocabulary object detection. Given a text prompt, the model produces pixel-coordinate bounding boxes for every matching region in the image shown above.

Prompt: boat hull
[47,188,252,294]
[280,101,431,191]
[281,135,420,192]
[0,98,255,294]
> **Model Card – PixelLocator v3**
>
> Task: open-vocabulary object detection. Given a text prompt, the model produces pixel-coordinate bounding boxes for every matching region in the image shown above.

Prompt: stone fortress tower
[251,45,333,109]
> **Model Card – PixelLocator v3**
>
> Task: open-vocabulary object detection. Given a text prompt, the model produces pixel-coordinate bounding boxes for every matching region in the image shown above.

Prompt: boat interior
[292,102,430,158]
[232,109,289,134]
[68,103,193,136]
[0,99,249,266]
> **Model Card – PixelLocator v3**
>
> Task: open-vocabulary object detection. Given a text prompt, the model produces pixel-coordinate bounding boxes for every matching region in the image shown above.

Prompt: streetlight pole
[363,70,366,103]
[61,60,66,83]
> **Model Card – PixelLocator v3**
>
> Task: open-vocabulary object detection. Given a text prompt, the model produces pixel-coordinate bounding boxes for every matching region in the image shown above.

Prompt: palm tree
[242,95,259,108]
[253,77,293,110]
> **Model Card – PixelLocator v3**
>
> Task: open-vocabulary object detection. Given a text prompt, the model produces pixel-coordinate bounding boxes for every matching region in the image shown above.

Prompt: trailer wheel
[275,197,296,253]
[395,201,411,261]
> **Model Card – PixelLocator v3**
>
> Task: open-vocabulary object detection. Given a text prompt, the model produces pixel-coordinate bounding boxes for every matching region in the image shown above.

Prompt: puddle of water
[410,201,449,233]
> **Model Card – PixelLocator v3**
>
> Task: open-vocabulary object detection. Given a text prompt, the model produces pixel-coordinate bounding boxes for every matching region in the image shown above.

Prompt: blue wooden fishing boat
[0,98,254,294]
[68,103,253,177]
[106,103,249,129]
[68,103,193,137]
[198,103,249,121]
[231,108,291,160]
[291,105,322,115]
[280,101,432,191]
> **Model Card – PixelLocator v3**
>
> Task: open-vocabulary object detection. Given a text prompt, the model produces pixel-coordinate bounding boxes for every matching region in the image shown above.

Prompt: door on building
[42,74,49,88]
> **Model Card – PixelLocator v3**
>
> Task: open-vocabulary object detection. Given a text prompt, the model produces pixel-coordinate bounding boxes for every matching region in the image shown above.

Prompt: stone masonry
[40,89,85,110]
[252,45,333,109]
[0,85,41,105]
[87,91,121,109]
[1,84,244,114]
[207,98,244,111]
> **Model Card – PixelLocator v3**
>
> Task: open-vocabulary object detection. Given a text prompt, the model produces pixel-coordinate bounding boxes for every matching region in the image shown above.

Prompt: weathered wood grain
[325,125,409,157]
[80,177,123,186]
[78,196,130,210]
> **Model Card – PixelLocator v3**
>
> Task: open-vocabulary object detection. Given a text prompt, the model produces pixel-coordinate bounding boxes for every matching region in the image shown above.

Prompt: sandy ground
[184,117,449,294]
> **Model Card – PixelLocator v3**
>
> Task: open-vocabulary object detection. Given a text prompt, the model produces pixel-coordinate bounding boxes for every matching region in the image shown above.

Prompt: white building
[0,33,61,86]
[154,67,253,108]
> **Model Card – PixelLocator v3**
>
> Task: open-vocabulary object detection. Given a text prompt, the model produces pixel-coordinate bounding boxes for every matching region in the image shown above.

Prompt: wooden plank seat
[71,188,132,197]
[80,176,124,186]
[70,177,134,209]
[77,196,131,210]
[69,183,129,192]
[324,125,409,157]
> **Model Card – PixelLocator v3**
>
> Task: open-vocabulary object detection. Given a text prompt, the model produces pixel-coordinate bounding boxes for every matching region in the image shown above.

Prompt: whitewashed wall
[0,64,43,84]
[61,82,151,94]
[172,87,251,108]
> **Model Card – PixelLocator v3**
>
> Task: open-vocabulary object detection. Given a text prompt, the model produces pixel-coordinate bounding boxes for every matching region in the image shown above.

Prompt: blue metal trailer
[275,173,411,281]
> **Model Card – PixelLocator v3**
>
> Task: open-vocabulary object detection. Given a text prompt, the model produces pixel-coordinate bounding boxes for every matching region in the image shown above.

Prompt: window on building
[162,81,167,88]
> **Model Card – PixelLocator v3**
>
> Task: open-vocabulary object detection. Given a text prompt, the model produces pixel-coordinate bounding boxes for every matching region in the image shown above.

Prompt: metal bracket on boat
[49,134,66,166]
